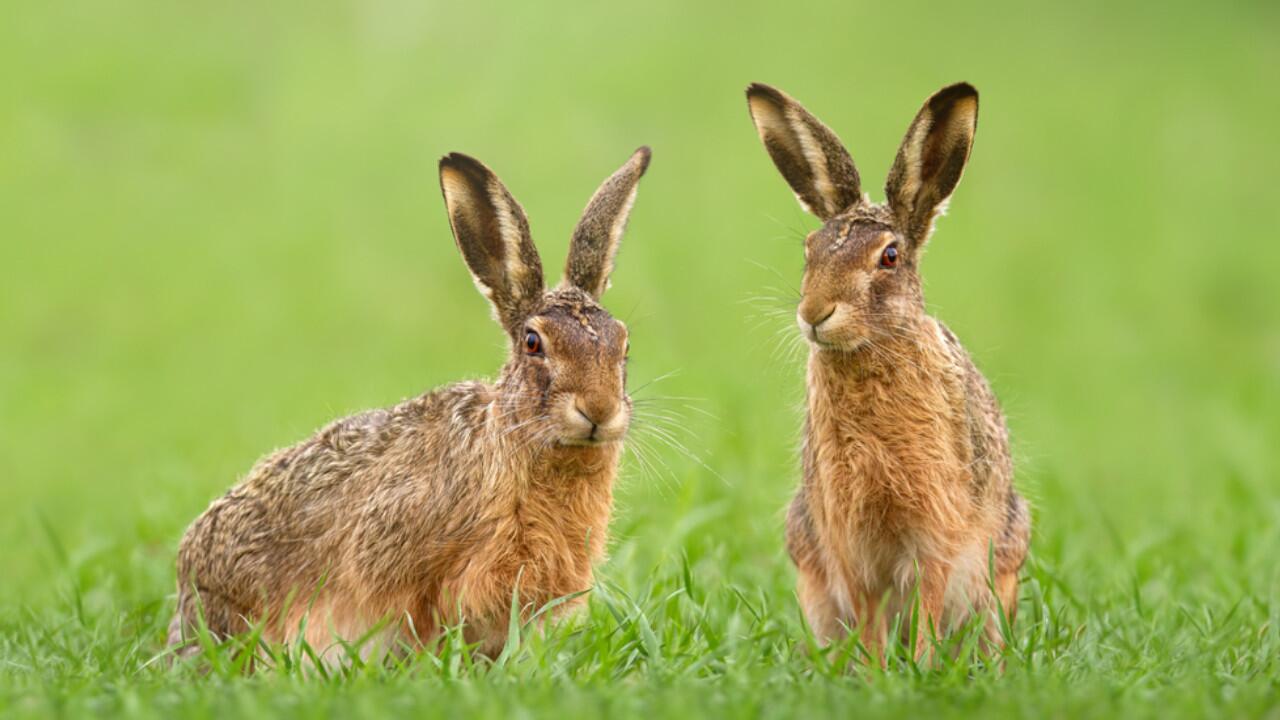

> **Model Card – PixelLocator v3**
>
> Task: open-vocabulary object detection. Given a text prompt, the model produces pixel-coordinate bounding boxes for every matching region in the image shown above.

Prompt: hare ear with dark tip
[885,83,979,249]
[745,83,863,221]
[563,146,651,299]
[439,153,545,331]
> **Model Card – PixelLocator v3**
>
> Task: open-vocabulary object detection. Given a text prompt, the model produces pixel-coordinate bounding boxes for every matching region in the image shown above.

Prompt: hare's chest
[818,410,965,498]
[449,499,602,615]
[809,410,972,568]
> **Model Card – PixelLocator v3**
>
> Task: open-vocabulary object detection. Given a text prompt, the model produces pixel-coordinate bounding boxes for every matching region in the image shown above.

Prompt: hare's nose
[575,399,617,429]
[798,302,836,332]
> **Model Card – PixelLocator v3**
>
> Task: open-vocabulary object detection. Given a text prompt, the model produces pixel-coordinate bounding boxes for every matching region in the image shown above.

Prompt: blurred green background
[1,0,1278,715]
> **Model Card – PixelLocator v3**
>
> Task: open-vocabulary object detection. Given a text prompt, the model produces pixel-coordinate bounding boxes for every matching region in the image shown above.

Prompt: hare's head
[439,148,650,446]
[746,82,978,352]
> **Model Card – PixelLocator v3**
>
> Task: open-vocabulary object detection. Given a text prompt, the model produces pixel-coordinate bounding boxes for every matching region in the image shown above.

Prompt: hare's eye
[879,244,899,269]
[524,330,542,356]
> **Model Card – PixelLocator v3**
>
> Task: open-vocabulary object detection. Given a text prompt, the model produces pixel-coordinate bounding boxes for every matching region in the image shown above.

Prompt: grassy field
[2,0,1278,717]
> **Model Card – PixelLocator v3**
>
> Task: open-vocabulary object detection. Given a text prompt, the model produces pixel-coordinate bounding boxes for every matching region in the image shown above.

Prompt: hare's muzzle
[797,302,837,343]
[561,395,628,445]
[795,301,872,352]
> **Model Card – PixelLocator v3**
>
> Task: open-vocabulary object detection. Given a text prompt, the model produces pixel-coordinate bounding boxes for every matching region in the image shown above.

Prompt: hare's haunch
[169,148,652,661]
[746,82,1029,659]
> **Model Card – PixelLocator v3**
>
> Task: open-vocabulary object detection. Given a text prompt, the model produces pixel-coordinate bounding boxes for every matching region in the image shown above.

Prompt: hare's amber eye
[524,330,542,355]
[879,244,899,269]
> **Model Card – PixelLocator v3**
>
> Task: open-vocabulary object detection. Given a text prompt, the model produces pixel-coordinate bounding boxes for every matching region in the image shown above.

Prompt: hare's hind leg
[982,570,1019,649]
[166,607,199,660]
[787,491,842,643]
[796,566,842,643]
[168,583,253,658]
[985,491,1030,649]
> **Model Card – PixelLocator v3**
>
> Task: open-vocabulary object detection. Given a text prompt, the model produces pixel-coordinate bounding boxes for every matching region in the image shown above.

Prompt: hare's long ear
[439,153,545,331]
[746,83,862,221]
[563,147,651,299]
[885,83,979,250]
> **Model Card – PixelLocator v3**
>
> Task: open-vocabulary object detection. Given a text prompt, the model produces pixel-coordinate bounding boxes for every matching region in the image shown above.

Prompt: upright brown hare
[745,83,1029,659]
[169,147,652,662]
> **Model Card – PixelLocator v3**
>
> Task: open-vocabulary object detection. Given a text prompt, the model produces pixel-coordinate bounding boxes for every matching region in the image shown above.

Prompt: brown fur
[169,148,652,662]
[747,83,1029,659]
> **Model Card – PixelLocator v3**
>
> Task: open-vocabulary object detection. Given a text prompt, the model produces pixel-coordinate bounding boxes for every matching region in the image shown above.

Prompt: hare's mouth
[563,419,628,446]
[811,335,870,353]
[558,435,623,448]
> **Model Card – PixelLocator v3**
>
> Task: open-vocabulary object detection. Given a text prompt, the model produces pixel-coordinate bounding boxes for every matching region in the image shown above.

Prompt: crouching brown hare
[169,147,652,662]
[745,82,1029,660]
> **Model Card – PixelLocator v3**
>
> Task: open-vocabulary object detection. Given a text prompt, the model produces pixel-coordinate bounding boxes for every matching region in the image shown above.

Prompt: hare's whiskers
[629,369,682,398]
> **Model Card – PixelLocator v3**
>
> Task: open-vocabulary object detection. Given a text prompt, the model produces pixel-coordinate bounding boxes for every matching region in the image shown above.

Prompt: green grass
[2,0,1278,717]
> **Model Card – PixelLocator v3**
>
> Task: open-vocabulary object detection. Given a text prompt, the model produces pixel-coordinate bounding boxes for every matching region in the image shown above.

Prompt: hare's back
[177,398,433,589]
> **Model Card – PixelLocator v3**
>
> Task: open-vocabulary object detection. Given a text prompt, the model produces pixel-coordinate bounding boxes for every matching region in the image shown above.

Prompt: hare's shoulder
[931,320,1000,411]
[931,318,1013,483]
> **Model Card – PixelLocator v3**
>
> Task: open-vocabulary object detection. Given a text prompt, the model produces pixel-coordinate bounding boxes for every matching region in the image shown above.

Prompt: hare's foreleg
[851,590,888,666]
[913,561,949,663]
